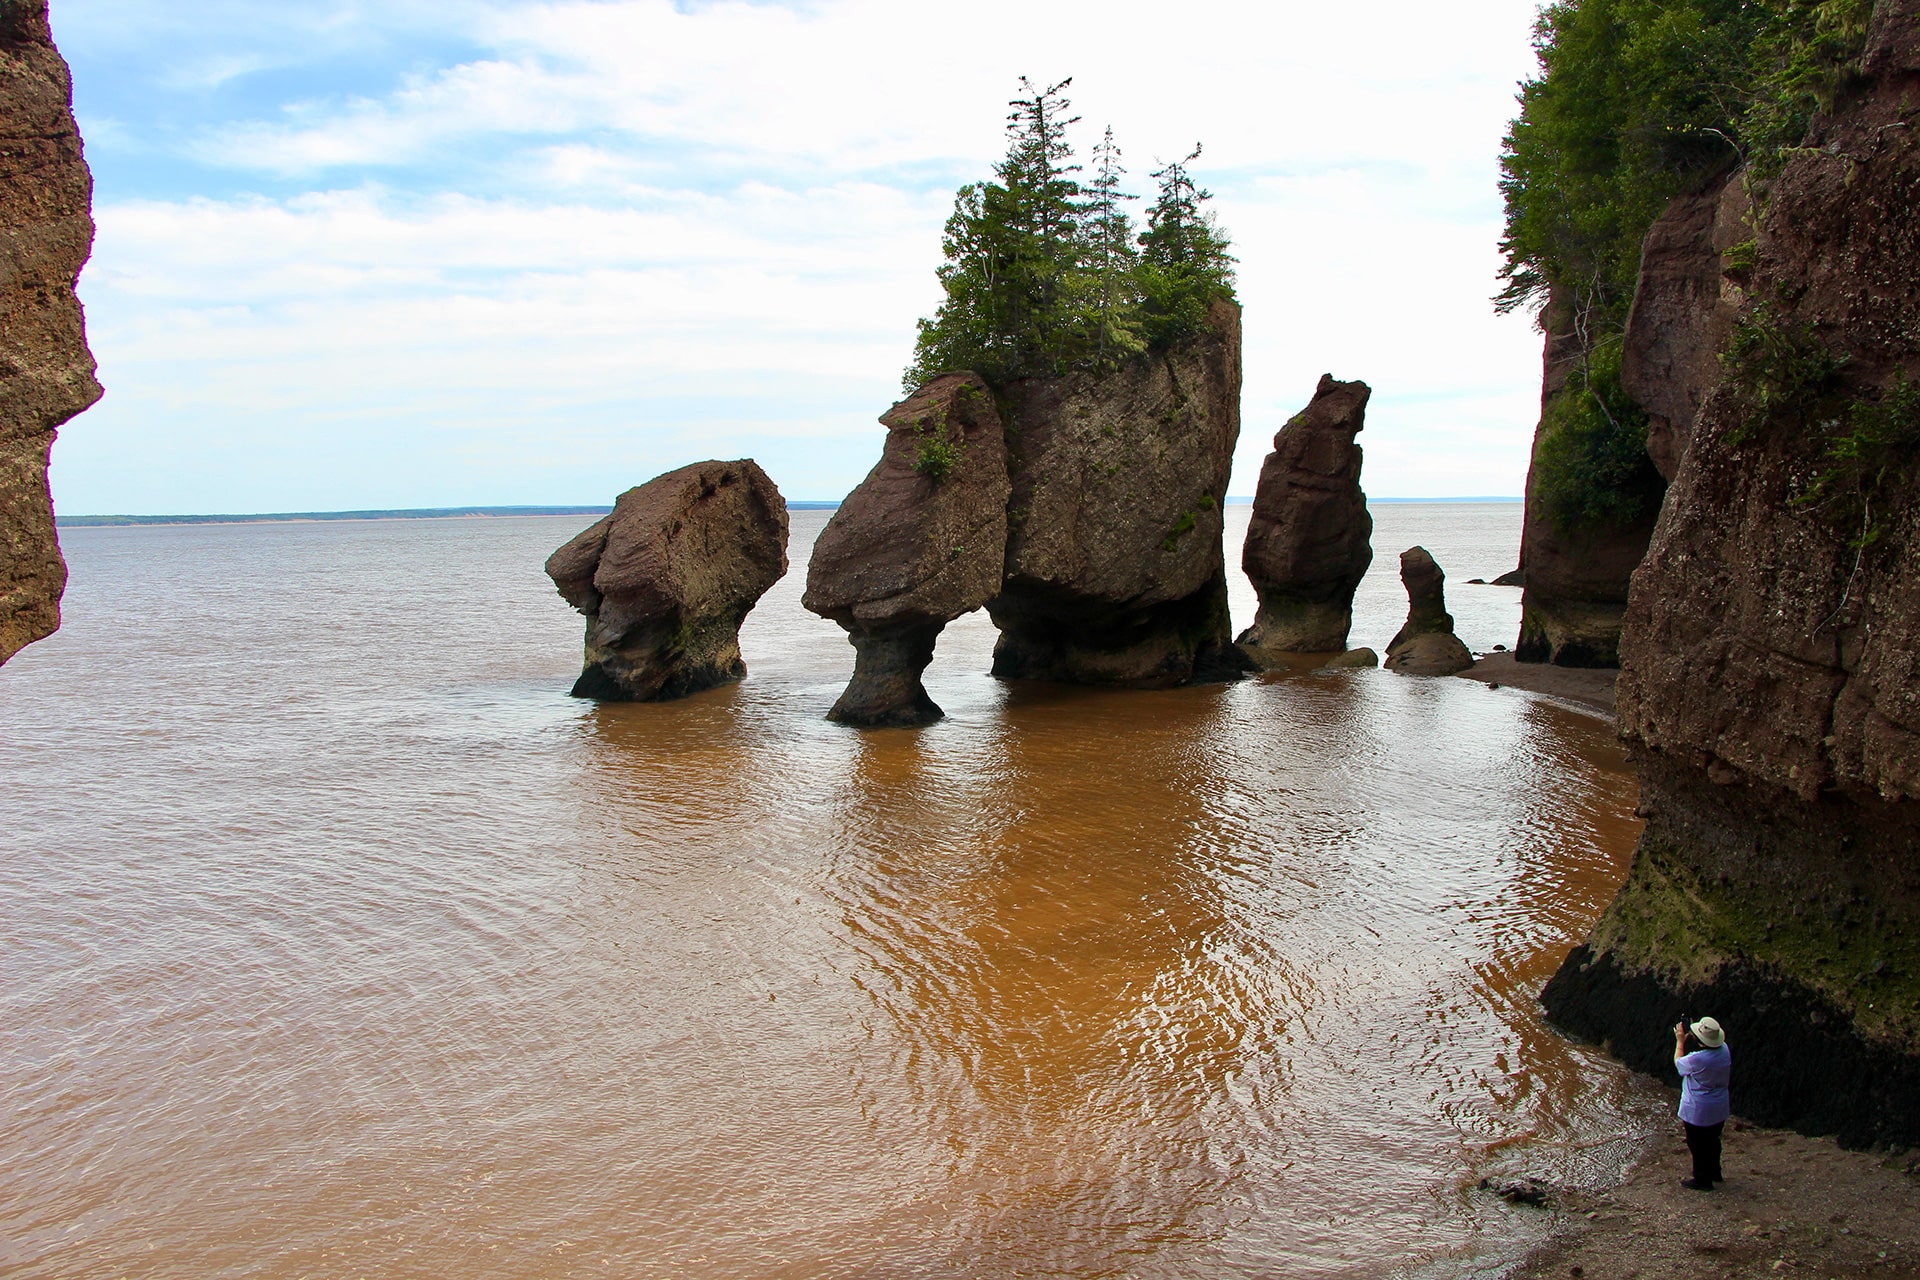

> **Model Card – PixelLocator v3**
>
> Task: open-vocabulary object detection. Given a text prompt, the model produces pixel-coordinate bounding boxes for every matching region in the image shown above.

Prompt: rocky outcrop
[547,460,787,701]
[1236,374,1373,661]
[0,3,101,667]
[802,374,1009,726]
[1620,169,1752,481]
[1384,546,1472,676]
[1514,287,1662,668]
[1542,2,1920,1147]
[988,299,1248,686]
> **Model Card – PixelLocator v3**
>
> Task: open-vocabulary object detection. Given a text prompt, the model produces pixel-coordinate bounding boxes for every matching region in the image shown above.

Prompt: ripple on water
[0,507,1666,1279]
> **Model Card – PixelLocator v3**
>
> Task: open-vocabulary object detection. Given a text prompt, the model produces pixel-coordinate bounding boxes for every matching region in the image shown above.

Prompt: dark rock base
[569,621,748,702]
[1234,597,1352,663]
[1543,941,1920,1149]
[1516,599,1626,668]
[1541,754,1920,1148]
[827,624,943,728]
[988,574,1251,688]
[1384,631,1473,676]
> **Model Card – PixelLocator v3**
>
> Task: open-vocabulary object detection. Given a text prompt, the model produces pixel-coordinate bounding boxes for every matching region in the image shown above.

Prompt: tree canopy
[905,79,1236,392]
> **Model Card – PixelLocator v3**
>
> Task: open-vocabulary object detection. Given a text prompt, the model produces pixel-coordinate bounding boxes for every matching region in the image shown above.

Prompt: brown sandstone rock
[547,460,787,701]
[1322,646,1378,669]
[0,3,101,666]
[1543,3,1920,1147]
[988,299,1248,686]
[1621,169,1751,480]
[1236,374,1373,661]
[1514,286,1662,668]
[803,374,1009,726]
[1384,546,1472,676]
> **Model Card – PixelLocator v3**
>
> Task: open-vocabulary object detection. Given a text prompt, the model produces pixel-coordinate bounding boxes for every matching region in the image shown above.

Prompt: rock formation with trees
[547,460,788,702]
[811,79,1247,719]
[1536,0,1920,1146]
[1237,375,1374,662]
[0,2,101,667]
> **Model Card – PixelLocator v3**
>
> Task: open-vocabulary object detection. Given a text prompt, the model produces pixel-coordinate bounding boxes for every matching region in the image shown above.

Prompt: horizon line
[55,496,1525,528]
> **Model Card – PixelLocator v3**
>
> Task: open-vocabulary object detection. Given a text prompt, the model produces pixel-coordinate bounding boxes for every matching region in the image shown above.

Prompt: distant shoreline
[57,496,1521,528]
[55,503,843,528]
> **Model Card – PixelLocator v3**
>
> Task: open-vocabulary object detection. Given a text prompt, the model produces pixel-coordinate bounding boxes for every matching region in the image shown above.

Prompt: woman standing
[1673,1016,1732,1190]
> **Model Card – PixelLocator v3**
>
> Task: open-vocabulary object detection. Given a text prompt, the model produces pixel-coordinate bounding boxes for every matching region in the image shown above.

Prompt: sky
[51,0,1550,514]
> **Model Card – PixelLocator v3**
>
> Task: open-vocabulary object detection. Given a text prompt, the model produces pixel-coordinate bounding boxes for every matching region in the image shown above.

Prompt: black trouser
[1684,1120,1724,1185]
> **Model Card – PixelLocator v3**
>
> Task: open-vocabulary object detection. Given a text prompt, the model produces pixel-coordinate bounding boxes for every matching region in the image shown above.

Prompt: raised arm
[1673,1021,1688,1064]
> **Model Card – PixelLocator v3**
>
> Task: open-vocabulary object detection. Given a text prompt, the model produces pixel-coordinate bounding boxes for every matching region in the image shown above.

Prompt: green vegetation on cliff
[1498,0,1876,531]
[906,79,1236,392]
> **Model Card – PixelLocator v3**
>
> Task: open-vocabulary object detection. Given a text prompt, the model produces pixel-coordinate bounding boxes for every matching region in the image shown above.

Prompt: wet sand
[1512,1110,1920,1278]
[1458,652,1617,716]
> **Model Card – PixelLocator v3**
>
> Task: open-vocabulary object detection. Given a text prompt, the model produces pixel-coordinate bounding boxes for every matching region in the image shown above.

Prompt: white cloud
[60,0,1550,513]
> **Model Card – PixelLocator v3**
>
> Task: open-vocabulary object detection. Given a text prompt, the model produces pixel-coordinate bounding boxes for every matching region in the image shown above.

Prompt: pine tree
[1136,145,1237,345]
[906,85,1236,391]
[1081,126,1145,368]
[907,78,1087,389]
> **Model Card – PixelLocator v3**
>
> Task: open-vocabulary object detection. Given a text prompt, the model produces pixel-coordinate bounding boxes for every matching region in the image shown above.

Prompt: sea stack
[803,374,1010,727]
[546,460,788,702]
[0,3,102,666]
[1542,2,1920,1146]
[1383,547,1472,676]
[1237,374,1373,662]
[988,299,1248,686]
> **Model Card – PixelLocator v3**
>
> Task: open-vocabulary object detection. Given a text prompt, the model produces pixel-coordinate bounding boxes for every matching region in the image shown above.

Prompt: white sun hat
[1690,1017,1726,1048]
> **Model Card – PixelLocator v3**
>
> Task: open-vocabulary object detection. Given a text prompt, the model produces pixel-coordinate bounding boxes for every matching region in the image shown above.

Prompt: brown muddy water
[1,505,1664,1279]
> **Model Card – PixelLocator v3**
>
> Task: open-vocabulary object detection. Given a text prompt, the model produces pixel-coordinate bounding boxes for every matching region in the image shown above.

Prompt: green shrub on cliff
[1497,0,1875,532]
[905,79,1235,392]
[1532,335,1666,530]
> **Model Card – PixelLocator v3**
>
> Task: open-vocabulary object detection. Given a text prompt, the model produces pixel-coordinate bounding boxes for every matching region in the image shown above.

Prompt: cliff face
[1514,288,1660,668]
[1543,0,1920,1146]
[0,2,101,666]
[1621,171,1752,481]
[988,299,1246,686]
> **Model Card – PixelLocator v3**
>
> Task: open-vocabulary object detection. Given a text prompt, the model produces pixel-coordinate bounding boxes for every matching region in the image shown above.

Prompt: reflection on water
[0,506,1663,1279]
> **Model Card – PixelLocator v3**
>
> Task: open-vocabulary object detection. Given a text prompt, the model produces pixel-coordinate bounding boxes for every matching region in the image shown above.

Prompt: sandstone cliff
[803,374,1009,726]
[988,299,1247,686]
[0,2,100,666]
[547,460,787,702]
[1620,170,1752,481]
[1514,287,1661,668]
[1237,374,1373,661]
[1543,0,1920,1146]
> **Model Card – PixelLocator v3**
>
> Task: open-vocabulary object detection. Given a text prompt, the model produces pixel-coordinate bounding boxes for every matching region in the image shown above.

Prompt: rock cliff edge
[1542,0,1920,1147]
[0,2,101,666]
